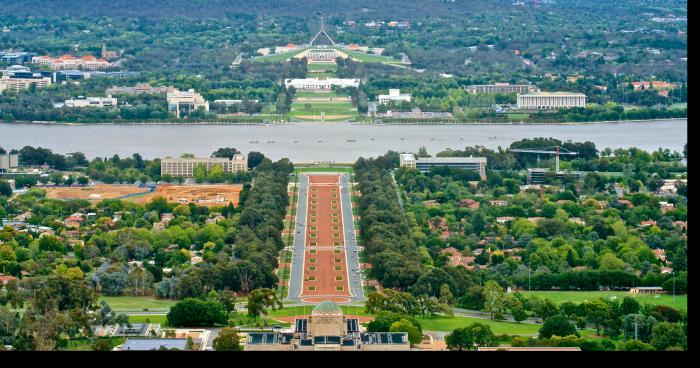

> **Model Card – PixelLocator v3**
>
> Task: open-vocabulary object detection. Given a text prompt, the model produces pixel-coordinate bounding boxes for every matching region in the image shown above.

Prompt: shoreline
[0,117,687,127]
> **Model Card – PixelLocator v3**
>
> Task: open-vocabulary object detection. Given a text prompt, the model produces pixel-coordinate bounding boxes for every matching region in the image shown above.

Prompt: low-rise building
[167,89,209,118]
[160,154,248,178]
[400,154,487,179]
[63,95,117,108]
[466,83,539,94]
[32,54,111,71]
[106,83,174,95]
[284,77,360,90]
[0,73,52,93]
[378,89,411,105]
[516,92,586,110]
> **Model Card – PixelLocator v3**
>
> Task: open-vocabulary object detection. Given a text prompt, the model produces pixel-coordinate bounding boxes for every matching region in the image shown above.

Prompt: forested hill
[0,0,503,19]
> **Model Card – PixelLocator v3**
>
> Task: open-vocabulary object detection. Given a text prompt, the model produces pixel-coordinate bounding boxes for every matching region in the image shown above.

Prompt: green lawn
[129,314,168,325]
[99,296,177,311]
[419,315,541,335]
[252,49,307,63]
[519,291,687,311]
[506,113,530,121]
[268,305,371,318]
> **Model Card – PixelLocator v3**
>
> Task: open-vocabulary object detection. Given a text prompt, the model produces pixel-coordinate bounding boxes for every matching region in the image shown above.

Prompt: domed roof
[313,300,341,313]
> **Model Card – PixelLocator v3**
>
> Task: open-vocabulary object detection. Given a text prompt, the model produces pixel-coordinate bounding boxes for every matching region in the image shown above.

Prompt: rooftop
[313,300,341,313]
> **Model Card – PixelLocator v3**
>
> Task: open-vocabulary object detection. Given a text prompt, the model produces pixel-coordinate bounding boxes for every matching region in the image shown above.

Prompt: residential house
[459,198,480,209]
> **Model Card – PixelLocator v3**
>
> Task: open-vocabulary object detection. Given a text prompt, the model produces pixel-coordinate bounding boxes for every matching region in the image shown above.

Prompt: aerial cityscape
[0,0,687,352]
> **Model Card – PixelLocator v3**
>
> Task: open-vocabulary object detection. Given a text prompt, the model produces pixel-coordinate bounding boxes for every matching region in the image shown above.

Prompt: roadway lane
[339,173,364,302]
[285,174,308,303]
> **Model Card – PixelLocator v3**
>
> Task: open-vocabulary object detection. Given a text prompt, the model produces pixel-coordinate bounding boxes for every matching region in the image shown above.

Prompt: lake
[0,119,687,162]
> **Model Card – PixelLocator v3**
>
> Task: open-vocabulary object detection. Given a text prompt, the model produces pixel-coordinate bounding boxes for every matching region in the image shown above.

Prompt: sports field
[519,291,687,310]
[45,185,151,202]
[300,175,352,303]
[45,184,243,207]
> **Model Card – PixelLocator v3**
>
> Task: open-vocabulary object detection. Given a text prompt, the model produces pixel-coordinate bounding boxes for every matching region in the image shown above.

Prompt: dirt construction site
[44,184,243,207]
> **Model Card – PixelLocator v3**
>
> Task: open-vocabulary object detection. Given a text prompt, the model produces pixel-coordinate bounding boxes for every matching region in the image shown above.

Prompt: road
[339,173,364,302]
[285,174,308,302]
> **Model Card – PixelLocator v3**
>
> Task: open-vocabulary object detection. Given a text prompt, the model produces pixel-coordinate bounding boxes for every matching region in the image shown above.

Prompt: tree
[482,280,505,320]
[621,314,656,342]
[539,315,579,339]
[511,304,528,324]
[217,290,237,316]
[445,323,494,351]
[651,322,687,351]
[623,339,655,351]
[247,152,265,169]
[211,147,240,159]
[247,288,282,319]
[166,299,228,327]
[389,319,422,345]
[212,327,243,351]
[584,299,611,335]
[0,181,12,197]
[620,296,640,315]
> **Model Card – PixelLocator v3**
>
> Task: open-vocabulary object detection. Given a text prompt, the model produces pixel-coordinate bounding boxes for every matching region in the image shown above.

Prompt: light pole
[528,261,531,292]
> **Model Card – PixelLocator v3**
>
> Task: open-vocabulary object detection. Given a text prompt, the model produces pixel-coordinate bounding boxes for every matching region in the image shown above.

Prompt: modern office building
[516,92,586,110]
[160,155,248,178]
[400,154,487,179]
[0,73,52,93]
[106,83,174,95]
[378,89,411,105]
[0,153,19,173]
[244,300,410,351]
[167,89,209,118]
[63,95,117,108]
[466,83,539,94]
[284,77,360,90]
[0,51,36,65]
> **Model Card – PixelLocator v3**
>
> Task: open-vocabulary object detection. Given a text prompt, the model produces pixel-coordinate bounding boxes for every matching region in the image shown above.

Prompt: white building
[284,77,360,90]
[64,95,117,108]
[378,89,411,105]
[517,92,586,110]
[167,89,209,118]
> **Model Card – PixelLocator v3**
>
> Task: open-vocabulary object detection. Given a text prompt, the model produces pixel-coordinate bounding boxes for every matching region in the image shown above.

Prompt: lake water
[0,119,687,162]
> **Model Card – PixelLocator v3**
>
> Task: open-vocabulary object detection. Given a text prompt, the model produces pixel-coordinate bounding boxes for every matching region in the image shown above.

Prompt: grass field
[99,296,177,311]
[129,314,168,325]
[268,305,371,318]
[289,91,358,122]
[419,315,542,335]
[506,113,530,121]
[519,291,687,310]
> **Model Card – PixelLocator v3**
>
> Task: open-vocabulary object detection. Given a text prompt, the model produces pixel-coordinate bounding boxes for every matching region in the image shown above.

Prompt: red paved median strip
[300,175,351,301]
